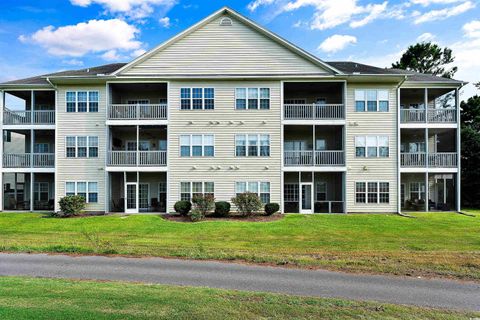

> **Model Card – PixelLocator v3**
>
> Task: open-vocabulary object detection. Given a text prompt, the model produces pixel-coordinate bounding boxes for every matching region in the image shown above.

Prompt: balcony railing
[284,150,345,166]
[3,153,54,168]
[108,104,167,120]
[3,109,55,125]
[400,109,456,123]
[107,150,167,166]
[284,104,344,120]
[401,152,457,168]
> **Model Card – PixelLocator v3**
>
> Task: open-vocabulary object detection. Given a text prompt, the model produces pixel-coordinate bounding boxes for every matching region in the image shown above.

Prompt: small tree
[231,192,262,216]
[190,194,215,221]
[57,195,86,217]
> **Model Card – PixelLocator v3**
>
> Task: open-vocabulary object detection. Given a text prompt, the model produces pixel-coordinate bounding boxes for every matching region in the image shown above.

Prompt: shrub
[264,203,280,216]
[189,209,204,222]
[192,194,215,216]
[174,200,191,216]
[231,192,262,216]
[57,195,86,217]
[214,201,231,217]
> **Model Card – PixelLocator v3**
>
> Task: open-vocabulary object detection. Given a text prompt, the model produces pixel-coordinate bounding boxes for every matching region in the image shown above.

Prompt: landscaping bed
[162,213,284,222]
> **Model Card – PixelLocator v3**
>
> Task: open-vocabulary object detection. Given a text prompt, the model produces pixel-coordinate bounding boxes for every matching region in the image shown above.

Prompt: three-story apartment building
[0,7,463,214]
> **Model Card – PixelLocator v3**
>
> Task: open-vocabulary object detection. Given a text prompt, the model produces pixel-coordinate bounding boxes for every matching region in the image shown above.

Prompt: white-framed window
[179,134,214,157]
[65,136,99,158]
[315,182,327,201]
[355,182,389,204]
[66,91,99,113]
[355,136,389,158]
[355,89,389,112]
[235,88,270,110]
[65,181,98,203]
[180,88,214,110]
[34,182,49,202]
[284,184,299,202]
[235,181,270,203]
[34,143,49,153]
[180,181,214,201]
[410,182,426,200]
[235,134,270,157]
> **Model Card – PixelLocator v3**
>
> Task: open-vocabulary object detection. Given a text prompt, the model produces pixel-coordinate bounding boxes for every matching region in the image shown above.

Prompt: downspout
[46,77,57,89]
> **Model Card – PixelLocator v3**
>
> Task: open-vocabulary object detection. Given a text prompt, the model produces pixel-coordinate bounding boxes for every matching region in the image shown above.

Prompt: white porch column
[312,125,315,165]
[425,127,429,212]
[136,125,139,166]
[456,88,461,211]
[396,87,401,213]
[424,88,428,124]
[30,172,34,212]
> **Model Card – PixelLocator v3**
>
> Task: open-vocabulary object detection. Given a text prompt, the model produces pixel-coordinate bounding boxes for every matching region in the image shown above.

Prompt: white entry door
[125,182,138,213]
[300,183,313,214]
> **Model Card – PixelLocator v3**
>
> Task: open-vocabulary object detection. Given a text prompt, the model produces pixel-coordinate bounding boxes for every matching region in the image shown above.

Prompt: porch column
[136,125,139,166]
[31,129,34,168]
[312,125,315,166]
[456,88,461,211]
[425,127,429,212]
[0,90,3,211]
[396,87,401,213]
[30,172,34,212]
[424,88,428,124]
[425,172,429,212]
[14,173,17,210]
[31,90,35,124]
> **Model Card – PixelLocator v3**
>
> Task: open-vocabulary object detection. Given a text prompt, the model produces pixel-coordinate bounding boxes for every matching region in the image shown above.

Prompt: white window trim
[355,181,390,204]
[180,181,215,200]
[179,134,215,157]
[235,181,270,201]
[34,182,49,201]
[235,87,270,110]
[315,181,327,201]
[158,182,167,200]
[409,182,425,200]
[65,136,99,158]
[354,89,389,112]
[64,181,98,203]
[355,135,389,158]
[34,143,49,153]
[180,87,215,110]
[235,134,270,157]
[66,91,100,113]
[138,183,150,209]
[125,140,151,151]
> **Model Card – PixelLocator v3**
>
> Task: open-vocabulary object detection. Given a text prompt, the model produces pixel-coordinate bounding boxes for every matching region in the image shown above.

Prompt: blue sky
[1,0,479,97]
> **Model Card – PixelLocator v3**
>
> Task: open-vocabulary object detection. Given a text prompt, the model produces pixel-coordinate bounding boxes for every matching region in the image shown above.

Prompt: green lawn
[0,277,477,320]
[0,211,479,280]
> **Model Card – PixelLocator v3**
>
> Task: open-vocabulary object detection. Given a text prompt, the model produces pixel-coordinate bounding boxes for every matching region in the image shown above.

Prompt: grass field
[0,277,477,320]
[0,211,479,280]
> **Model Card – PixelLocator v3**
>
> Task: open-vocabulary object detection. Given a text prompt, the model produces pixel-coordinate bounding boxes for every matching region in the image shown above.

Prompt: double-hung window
[235,134,270,157]
[65,136,99,158]
[34,182,49,202]
[410,182,425,200]
[235,181,270,203]
[235,88,270,109]
[180,134,214,157]
[65,181,98,203]
[180,182,214,201]
[355,136,389,158]
[355,182,389,204]
[354,90,389,112]
[180,88,215,110]
[65,91,99,112]
[316,182,327,201]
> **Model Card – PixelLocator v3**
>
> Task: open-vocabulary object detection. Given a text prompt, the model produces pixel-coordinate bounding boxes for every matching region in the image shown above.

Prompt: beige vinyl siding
[121,14,329,76]
[55,85,107,212]
[345,84,398,213]
[167,80,281,211]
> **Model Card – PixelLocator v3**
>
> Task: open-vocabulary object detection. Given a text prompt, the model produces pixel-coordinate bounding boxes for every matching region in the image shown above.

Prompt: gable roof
[113,6,342,76]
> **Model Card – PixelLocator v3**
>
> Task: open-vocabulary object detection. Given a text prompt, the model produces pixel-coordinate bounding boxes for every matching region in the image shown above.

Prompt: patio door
[300,183,313,214]
[125,182,138,213]
[139,183,149,212]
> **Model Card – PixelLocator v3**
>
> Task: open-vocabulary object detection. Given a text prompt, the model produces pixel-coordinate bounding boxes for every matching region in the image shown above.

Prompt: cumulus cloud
[247,0,275,12]
[70,0,177,19]
[463,20,480,38]
[410,0,465,6]
[414,1,475,24]
[318,34,357,53]
[417,32,436,42]
[159,16,171,27]
[61,59,84,66]
[18,19,143,58]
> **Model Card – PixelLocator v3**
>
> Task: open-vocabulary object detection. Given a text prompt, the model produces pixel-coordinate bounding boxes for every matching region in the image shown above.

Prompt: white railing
[315,151,344,166]
[284,150,314,166]
[33,153,55,167]
[400,109,425,123]
[429,152,457,167]
[401,153,426,167]
[284,104,344,120]
[108,151,167,166]
[314,201,344,213]
[3,153,55,168]
[108,104,167,120]
[428,109,456,123]
[3,109,55,125]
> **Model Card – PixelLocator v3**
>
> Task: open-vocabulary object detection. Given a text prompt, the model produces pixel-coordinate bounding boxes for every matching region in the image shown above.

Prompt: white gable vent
[220,17,233,26]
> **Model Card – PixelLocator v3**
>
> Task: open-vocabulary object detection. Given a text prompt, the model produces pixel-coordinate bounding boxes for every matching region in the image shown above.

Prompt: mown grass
[0,211,479,280]
[0,277,477,320]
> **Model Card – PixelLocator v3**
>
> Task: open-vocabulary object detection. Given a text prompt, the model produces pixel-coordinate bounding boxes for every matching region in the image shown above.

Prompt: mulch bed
[162,213,284,222]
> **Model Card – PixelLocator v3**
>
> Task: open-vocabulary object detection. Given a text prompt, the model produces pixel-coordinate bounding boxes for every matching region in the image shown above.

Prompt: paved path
[0,253,478,311]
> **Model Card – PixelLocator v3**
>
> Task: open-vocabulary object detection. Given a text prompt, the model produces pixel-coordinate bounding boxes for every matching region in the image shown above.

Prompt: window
[65,181,98,203]
[355,136,389,158]
[180,182,214,201]
[236,88,270,109]
[34,182,49,202]
[180,88,215,110]
[354,90,389,112]
[34,143,49,153]
[410,182,425,200]
[316,182,327,201]
[284,184,299,202]
[66,91,99,113]
[180,134,214,157]
[284,99,306,105]
[235,181,270,203]
[356,182,389,204]
[235,134,270,157]
[127,99,150,105]
[65,136,99,158]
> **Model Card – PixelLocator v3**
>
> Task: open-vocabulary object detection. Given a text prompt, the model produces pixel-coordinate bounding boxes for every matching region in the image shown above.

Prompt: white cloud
[159,16,171,27]
[414,1,475,24]
[61,59,84,66]
[131,49,147,58]
[463,20,480,38]
[318,34,357,53]
[19,19,143,58]
[417,32,436,41]
[247,0,275,12]
[70,0,177,19]
[410,0,465,6]
[101,49,122,61]
[350,2,388,28]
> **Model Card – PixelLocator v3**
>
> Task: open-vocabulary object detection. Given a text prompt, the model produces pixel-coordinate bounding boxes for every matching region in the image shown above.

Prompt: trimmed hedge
[57,195,86,217]
[174,200,191,216]
[264,203,280,216]
[214,201,230,217]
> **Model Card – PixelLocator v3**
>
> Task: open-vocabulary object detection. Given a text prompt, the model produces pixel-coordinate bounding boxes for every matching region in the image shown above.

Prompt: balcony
[284,150,345,166]
[4,109,55,125]
[108,151,167,167]
[3,90,55,126]
[284,104,344,120]
[400,88,457,124]
[400,109,456,123]
[3,153,55,168]
[108,104,167,120]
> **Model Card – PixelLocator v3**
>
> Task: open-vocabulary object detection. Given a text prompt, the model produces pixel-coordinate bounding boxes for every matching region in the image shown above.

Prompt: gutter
[396,75,408,88]
[46,77,57,89]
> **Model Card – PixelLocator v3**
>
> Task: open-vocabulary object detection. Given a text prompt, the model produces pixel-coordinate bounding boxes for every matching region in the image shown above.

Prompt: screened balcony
[3,91,55,125]
[400,88,457,124]
[2,129,55,168]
